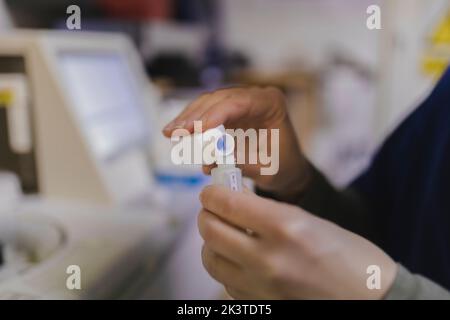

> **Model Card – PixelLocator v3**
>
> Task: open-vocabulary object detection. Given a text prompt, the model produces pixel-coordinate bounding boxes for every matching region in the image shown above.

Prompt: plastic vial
[210,126,242,192]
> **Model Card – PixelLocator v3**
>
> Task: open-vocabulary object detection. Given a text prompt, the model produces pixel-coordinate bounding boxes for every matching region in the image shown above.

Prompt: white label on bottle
[228,172,238,191]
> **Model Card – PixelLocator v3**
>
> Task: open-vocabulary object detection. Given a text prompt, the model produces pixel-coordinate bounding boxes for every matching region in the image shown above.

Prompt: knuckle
[201,246,212,270]
[202,248,219,278]
[225,100,243,112]
[270,216,316,249]
[265,86,286,111]
[263,257,285,288]
[199,187,213,208]
[235,91,252,106]
[266,85,283,96]
[264,86,283,100]
[198,212,215,243]
[286,217,312,241]
[212,88,239,101]
[197,211,206,235]
[270,221,287,240]
[296,220,316,246]
[270,218,293,240]
[199,92,213,100]
[290,219,323,262]
[213,87,232,95]
[305,229,335,264]
[202,222,215,243]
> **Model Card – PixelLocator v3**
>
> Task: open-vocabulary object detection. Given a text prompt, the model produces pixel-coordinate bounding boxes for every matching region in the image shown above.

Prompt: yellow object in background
[422,11,450,79]
[0,88,14,107]
[431,13,450,46]
[421,53,450,79]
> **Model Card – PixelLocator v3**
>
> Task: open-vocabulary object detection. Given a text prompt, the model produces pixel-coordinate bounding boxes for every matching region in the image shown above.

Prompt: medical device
[0,31,174,299]
[0,30,161,205]
[190,125,242,192]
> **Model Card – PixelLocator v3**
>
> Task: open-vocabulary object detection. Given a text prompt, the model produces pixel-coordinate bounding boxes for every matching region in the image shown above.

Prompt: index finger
[162,89,234,137]
[199,185,282,234]
[162,93,219,137]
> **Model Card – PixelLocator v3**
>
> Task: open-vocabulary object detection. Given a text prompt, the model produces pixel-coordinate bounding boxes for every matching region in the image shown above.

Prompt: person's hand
[198,185,397,299]
[162,87,310,196]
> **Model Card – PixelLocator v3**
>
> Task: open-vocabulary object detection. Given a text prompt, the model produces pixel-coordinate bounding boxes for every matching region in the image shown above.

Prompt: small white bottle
[211,164,242,192]
[210,126,242,192]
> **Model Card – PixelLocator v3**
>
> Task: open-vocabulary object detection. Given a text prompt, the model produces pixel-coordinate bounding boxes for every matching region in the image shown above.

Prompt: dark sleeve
[256,163,375,240]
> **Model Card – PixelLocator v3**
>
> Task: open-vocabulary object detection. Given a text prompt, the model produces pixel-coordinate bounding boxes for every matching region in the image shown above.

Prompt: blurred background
[3,0,448,185]
[0,0,449,299]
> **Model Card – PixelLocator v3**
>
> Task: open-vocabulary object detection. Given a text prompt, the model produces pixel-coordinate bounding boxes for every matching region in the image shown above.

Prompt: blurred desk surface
[133,183,223,300]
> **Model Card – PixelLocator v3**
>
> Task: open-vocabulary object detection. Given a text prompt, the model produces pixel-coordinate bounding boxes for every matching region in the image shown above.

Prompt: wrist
[279,156,313,202]
[255,156,314,204]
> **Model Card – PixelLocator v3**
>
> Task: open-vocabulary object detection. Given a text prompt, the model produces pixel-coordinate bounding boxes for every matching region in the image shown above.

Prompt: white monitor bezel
[37,31,158,205]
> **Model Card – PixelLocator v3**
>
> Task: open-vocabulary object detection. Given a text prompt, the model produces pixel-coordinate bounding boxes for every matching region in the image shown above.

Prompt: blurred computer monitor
[58,52,149,160]
[0,31,160,206]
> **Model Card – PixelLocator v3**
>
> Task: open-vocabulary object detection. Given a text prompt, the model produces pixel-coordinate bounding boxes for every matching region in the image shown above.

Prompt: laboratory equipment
[0,31,162,205]
[0,197,173,299]
[0,31,175,299]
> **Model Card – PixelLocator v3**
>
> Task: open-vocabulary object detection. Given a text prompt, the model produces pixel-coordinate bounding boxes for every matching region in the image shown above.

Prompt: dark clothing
[258,68,450,298]
[353,68,450,290]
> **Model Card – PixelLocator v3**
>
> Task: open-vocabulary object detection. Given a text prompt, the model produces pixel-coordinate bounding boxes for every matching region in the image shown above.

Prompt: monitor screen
[58,52,148,160]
